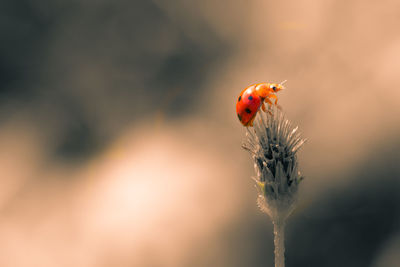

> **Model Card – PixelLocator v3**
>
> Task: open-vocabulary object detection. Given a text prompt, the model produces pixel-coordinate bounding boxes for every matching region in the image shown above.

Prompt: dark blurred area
[0,0,228,161]
[1,0,400,266]
[287,141,400,267]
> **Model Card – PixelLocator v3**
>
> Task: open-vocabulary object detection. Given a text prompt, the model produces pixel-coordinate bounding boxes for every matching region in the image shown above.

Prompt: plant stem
[273,220,286,267]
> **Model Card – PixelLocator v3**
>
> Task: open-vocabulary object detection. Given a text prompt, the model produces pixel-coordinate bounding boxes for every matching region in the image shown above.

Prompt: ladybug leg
[263,98,273,115]
[248,116,256,127]
[261,102,266,112]
[264,97,273,106]
[268,94,282,110]
[269,94,278,105]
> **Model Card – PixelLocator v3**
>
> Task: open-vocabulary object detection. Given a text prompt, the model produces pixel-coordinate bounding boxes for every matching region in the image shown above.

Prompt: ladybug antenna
[279,80,287,89]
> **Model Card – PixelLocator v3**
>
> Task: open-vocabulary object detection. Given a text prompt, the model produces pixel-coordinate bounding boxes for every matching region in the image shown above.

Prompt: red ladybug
[236,81,286,127]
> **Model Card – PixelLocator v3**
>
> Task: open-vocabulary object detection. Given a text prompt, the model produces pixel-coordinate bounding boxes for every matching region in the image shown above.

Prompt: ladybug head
[270,80,287,92]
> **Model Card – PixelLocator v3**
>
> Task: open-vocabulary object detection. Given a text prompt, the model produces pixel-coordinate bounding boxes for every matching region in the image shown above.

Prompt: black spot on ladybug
[237,113,242,121]
[248,95,253,100]
[245,108,251,114]
[238,96,241,102]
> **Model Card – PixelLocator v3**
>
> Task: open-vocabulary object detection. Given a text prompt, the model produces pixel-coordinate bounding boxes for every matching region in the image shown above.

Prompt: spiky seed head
[242,106,306,222]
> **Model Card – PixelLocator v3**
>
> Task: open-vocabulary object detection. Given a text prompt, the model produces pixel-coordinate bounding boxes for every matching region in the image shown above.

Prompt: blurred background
[1,0,400,266]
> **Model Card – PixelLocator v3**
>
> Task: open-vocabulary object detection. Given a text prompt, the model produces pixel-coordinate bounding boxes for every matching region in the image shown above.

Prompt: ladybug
[236,81,286,127]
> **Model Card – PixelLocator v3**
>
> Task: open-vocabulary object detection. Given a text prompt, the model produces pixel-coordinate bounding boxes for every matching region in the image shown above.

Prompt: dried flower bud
[242,107,306,223]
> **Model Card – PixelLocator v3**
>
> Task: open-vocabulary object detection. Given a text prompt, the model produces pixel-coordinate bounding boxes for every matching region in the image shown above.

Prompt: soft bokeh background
[1,0,400,266]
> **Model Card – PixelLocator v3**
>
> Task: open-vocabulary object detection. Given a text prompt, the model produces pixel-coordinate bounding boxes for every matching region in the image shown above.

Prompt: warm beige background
[1,0,399,266]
